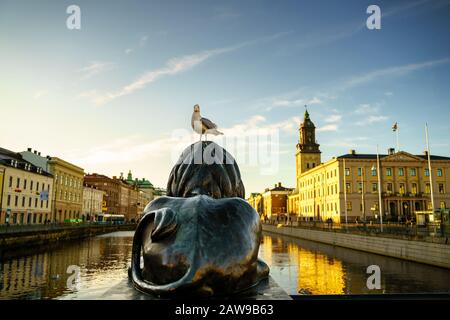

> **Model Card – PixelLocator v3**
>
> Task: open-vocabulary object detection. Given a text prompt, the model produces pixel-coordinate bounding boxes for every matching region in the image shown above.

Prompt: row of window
[57,190,81,202]
[8,176,50,192]
[55,173,82,190]
[299,201,447,214]
[345,181,445,194]
[1,212,50,224]
[6,195,49,209]
[346,167,444,178]
[300,180,446,200]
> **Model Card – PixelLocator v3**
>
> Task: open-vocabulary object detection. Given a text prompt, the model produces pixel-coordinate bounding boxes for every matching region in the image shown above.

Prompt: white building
[82,184,106,221]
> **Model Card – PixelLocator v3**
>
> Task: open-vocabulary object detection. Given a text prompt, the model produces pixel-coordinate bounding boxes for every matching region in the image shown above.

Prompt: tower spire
[304,105,310,120]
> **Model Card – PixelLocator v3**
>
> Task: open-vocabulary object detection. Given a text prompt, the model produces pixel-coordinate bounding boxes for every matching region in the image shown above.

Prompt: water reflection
[259,233,450,295]
[1,231,450,299]
[0,231,133,299]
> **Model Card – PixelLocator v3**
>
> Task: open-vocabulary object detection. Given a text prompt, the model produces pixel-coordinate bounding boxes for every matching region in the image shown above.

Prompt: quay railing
[0,222,137,235]
[263,220,449,238]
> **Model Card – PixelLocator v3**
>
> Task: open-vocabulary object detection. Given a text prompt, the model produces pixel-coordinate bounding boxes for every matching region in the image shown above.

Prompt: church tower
[296,108,321,181]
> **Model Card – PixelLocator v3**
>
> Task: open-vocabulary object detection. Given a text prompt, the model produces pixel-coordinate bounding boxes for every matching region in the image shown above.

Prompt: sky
[1,0,450,196]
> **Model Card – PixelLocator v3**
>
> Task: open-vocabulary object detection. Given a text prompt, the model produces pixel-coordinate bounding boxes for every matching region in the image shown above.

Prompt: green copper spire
[304,105,310,120]
[127,170,133,182]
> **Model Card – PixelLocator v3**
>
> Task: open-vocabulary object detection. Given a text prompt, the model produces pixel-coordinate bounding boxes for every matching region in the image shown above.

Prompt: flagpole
[396,125,400,151]
[425,123,435,213]
[376,144,383,232]
[343,158,348,227]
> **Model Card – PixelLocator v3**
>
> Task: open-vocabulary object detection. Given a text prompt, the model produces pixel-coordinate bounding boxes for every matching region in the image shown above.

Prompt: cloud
[82,32,290,105]
[139,35,148,47]
[324,114,342,123]
[340,57,450,90]
[384,91,394,96]
[317,124,339,132]
[356,115,389,126]
[78,61,115,80]
[33,90,48,100]
[125,48,133,55]
[269,96,323,110]
[354,103,379,115]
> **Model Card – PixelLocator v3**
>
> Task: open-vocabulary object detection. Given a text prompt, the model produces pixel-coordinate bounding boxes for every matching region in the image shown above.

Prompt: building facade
[260,183,293,221]
[0,147,54,225]
[84,174,120,216]
[20,149,85,222]
[287,111,450,223]
[82,184,106,221]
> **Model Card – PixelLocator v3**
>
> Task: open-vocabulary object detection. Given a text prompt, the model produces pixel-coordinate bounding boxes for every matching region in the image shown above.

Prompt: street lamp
[372,144,383,232]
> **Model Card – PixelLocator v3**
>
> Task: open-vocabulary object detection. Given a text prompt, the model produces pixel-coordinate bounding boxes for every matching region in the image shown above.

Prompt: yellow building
[0,147,54,225]
[288,110,450,223]
[20,149,84,222]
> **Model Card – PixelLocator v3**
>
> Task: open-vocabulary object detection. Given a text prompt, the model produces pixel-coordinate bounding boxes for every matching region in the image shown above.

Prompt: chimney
[113,176,117,179]
[27,148,32,152]
[278,182,282,187]
[33,150,37,154]
[388,148,395,155]
[350,149,356,155]
[38,152,41,156]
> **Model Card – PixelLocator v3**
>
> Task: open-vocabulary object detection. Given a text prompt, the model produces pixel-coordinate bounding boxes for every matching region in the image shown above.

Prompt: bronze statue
[129,141,269,297]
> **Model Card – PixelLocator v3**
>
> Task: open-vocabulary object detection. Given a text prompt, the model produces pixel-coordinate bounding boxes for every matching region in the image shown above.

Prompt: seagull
[191,104,223,141]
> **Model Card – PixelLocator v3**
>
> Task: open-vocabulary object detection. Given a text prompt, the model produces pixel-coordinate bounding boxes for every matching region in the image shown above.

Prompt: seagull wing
[201,117,218,130]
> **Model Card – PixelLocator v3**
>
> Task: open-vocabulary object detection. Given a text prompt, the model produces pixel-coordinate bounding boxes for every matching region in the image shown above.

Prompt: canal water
[1,231,449,299]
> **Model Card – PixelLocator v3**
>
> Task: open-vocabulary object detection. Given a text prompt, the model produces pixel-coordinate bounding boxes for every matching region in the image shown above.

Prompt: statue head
[167,141,245,199]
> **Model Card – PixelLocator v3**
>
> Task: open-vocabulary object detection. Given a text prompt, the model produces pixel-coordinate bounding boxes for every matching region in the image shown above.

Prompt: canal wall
[0,224,136,254]
[262,224,450,269]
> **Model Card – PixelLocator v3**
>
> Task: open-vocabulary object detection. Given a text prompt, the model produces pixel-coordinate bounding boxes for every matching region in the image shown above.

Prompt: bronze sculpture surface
[129,141,269,297]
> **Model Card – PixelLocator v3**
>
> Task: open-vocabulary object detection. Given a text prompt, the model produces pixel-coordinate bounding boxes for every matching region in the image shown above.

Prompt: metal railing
[0,222,137,235]
[264,220,448,238]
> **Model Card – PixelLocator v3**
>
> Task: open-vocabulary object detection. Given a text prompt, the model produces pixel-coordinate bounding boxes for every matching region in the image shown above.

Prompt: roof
[337,153,450,161]
[0,147,53,177]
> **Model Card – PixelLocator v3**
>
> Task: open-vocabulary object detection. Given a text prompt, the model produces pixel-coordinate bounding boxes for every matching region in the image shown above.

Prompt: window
[35,198,38,208]
[30,180,33,190]
[410,168,416,176]
[425,169,430,177]
[439,183,444,194]
[16,178,20,188]
[358,182,363,193]
[399,183,405,195]
[437,169,443,177]
[36,182,39,191]
[398,168,404,176]
[15,195,18,206]
[7,195,11,206]
[425,183,431,194]
[440,201,446,209]
[8,176,12,187]
[412,183,417,194]
[371,168,377,176]
[386,168,392,176]
[28,197,32,207]
[346,201,352,211]
[387,183,393,193]
[24,179,27,189]
[306,163,310,169]
[358,168,362,176]
[372,183,378,192]
[345,168,350,176]
[22,196,25,207]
